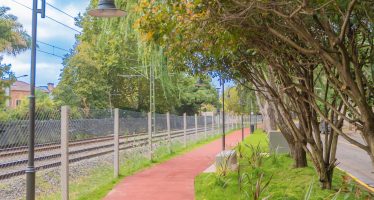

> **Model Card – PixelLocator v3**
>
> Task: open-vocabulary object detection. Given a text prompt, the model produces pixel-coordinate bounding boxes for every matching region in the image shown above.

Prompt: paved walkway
[104,128,249,200]
[335,134,374,188]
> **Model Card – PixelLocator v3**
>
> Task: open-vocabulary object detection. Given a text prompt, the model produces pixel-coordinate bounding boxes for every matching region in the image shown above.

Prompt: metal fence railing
[0,106,258,200]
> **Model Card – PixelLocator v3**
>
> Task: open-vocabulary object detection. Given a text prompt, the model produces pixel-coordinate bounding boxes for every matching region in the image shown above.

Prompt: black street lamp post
[221,78,225,151]
[241,114,244,141]
[27,1,45,199]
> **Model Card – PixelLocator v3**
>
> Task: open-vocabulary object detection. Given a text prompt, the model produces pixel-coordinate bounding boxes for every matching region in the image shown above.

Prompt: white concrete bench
[215,150,238,171]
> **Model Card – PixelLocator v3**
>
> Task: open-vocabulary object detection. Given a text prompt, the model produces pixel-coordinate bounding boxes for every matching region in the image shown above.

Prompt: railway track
[0,126,215,180]
[0,134,147,157]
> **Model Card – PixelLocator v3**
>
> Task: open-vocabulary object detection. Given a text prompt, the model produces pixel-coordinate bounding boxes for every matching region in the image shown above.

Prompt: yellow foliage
[133,19,141,29]
[142,31,154,42]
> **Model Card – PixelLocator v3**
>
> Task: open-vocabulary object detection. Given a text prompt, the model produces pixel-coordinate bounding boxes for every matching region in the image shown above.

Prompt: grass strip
[195,129,372,200]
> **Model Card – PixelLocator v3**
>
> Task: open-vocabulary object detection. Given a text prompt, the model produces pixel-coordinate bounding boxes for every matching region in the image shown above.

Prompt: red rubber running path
[104,128,249,200]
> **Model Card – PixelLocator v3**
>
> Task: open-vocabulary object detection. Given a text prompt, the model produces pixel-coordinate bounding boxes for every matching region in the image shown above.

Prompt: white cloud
[3,51,63,85]
[0,0,90,85]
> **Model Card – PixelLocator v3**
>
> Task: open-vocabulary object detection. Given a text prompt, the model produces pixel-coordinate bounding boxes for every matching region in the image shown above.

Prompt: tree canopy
[53,0,219,115]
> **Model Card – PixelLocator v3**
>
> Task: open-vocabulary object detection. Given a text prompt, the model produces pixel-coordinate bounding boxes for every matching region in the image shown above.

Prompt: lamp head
[88,0,126,17]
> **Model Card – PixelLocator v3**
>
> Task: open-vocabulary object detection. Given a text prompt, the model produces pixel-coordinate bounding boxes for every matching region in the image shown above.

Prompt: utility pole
[27,1,45,200]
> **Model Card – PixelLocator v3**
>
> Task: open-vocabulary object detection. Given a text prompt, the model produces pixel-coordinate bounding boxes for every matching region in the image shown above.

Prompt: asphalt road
[335,134,374,187]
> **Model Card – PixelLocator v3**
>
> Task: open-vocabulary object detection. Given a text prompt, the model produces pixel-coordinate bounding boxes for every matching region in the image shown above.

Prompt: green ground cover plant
[195,130,373,200]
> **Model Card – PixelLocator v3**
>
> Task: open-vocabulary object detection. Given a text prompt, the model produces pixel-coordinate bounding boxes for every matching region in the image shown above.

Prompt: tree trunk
[290,141,307,168]
[368,135,374,171]
[321,180,332,190]
[270,100,308,168]
[267,101,277,130]
[319,167,334,190]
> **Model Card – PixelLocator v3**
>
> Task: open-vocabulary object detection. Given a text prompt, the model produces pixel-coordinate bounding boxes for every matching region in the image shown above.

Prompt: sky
[0,0,90,86]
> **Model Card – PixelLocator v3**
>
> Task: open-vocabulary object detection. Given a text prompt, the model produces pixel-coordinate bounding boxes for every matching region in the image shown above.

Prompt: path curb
[336,166,374,193]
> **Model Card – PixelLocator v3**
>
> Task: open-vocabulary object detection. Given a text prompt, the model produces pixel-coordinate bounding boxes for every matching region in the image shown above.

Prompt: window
[16,100,22,106]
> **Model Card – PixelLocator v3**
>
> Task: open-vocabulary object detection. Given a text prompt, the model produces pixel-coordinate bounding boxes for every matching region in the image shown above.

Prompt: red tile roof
[10,81,30,92]
[10,81,52,93]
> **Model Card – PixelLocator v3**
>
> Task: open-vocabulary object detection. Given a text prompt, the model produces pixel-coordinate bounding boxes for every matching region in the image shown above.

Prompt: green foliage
[195,132,372,200]
[243,143,267,168]
[197,158,364,200]
[0,7,30,108]
[54,0,218,114]
[224,86,258,114]
[304,180,314,200]
[176,76,218,115]
[0,6,30,55]
[240,172,272,200]
[0,57,14,107]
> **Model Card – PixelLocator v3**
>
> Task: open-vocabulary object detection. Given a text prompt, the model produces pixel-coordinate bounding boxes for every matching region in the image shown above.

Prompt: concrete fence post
[166,112,171,153]
[194,114,198,140]
[210,113,215,135]
[204,115,207,139]
[183,113,187,147]
[148,112,152,160]
[113,108,119,178]
[61,106,69,200]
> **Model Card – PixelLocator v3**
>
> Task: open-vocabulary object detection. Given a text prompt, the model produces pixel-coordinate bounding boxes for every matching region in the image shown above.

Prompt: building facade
[6,81,54,108]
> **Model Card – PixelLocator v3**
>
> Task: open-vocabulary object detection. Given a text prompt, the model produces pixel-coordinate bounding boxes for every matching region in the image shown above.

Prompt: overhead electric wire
[37,40,70,52]
[36,49,65,59]
[9,0,82,33]
[46,2,76,19]
[45,16,81,33]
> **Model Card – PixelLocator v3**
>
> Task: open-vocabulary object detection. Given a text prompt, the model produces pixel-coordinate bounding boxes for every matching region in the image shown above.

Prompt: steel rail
[0,127,216,180]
